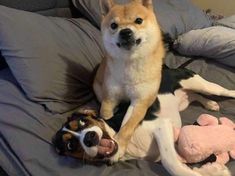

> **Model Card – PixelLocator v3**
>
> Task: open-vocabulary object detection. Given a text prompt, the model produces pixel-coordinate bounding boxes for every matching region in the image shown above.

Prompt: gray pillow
[0,0,73,17]
[0,5,104,113]
[215,15,235,29]
[72,0,211,39]
[173,26,235,67]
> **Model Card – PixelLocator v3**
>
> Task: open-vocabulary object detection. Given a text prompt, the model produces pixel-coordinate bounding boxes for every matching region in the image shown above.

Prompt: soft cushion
[215,15,235,29]
[173,26,235,67]
[0,5,104,113]
[72,0,211,39]
[0,0,72,17]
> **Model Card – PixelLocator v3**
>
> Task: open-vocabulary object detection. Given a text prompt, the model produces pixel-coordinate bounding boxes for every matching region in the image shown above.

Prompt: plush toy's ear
[197,114,219,126]
[99,0,114,18]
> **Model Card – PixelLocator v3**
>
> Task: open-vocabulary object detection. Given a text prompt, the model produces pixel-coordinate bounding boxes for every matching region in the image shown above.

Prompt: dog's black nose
[83,131,99,147]
[118,28,136,50]
[119,28,133,40]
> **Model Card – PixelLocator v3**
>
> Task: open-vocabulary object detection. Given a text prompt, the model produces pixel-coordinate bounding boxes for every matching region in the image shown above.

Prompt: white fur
[62,126,103,157]
[180,75,235,98]
[152,118,231,176]
[153,118,202,176]
[80,126,103,157]
[119,76,234,176]
[193,163,231,176]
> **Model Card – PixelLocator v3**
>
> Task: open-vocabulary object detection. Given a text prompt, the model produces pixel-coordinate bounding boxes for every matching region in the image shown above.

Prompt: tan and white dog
[93,0,165,160]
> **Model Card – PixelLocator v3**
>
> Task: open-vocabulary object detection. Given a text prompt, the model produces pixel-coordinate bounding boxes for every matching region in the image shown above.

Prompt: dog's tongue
[98,139,116,156]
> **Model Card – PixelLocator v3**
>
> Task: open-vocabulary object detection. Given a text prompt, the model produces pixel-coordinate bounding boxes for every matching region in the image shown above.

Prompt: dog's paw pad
[102,115,113,120]
[205,101,220,111]
[100,111,113,120]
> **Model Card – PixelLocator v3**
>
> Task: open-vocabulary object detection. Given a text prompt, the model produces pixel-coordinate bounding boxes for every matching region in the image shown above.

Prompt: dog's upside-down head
[53,112,118,163]
[100,0,162,58]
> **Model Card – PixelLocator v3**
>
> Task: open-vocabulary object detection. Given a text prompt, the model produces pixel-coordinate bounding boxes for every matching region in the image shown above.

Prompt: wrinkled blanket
[0,52,234,176]
[173,15,235,67]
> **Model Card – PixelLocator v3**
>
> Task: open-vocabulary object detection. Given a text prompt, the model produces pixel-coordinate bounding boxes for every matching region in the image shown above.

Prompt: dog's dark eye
[110,22,118,30]
[66,138,78,152]
[135,18,143,24]
[67,142,73,151]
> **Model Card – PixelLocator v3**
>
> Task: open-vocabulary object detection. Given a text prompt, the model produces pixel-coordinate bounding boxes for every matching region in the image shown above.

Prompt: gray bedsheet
[0,54,234,176]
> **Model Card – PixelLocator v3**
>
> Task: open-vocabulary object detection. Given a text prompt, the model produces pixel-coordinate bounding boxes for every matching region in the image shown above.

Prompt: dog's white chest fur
[105,57,158,101]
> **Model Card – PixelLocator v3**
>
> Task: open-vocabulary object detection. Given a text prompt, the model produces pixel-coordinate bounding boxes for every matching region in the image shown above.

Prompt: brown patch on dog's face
[53,112,118,162]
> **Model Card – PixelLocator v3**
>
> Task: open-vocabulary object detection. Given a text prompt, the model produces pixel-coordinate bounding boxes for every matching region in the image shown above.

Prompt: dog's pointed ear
[99,0,114,18]
[52,131,66,155]
[133,0,153,10]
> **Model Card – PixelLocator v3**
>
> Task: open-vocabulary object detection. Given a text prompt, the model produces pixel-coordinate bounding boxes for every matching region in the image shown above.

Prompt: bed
[0,0,234,176]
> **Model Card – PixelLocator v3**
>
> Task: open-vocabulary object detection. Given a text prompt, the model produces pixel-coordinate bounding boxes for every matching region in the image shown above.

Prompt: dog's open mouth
[97,138,118,158]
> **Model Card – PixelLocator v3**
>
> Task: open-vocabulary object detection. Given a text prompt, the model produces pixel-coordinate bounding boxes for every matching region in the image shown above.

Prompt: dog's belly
[125,123,160,161]
[124,89,190,161]
[124,95,179,161]
[156,94,182,127]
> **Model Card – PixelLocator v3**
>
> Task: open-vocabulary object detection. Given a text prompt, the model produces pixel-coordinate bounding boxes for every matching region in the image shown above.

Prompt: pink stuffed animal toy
[174,114,235,164]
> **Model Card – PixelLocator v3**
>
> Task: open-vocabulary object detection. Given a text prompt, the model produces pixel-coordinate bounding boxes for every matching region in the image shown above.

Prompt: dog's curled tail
[193,163,231,176]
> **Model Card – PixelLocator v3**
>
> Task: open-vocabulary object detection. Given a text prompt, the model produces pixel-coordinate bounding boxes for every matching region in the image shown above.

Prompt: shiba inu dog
[54,66,235,176]
[93,0,165,160]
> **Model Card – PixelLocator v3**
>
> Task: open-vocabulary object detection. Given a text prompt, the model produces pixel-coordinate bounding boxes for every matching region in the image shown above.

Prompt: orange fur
[93,0,164,161]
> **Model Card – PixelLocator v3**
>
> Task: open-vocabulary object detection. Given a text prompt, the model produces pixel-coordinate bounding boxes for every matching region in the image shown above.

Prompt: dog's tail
[193,163,231,176]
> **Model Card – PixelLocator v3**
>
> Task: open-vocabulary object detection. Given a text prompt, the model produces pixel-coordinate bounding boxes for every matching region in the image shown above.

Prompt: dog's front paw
[108,145,125,164]
[107,135,127,164]
[100,108,113,120]
[100,100,117,120]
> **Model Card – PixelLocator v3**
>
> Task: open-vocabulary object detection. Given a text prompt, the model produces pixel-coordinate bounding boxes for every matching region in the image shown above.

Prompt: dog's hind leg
[180,74,235,98]
[100,98,119,120]
[188,92,220,111]
[153,118,201,176]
